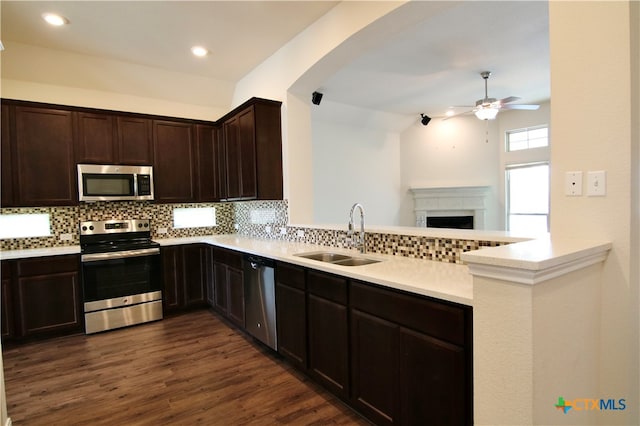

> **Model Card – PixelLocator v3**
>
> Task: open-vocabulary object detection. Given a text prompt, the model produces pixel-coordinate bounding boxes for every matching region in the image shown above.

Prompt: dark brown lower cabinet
[2,255,82,342]
[162,244,208,314]
[307,270,349,400]
[275,262,307,369]
[1,261,14,339]
[273,263,472,425]
[350,280,473,425]
[212,247,244,328]
[399,327,467,425]
[350,310,400,425]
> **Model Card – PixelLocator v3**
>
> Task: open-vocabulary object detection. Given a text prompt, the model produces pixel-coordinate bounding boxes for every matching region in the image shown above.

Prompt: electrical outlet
[565,171,583,196]
[157,227,168,234]
[59,233,72,241]
[296,230,305,238]
[279,227,287,235]
[265,225,272,234]
[587,170,606,196]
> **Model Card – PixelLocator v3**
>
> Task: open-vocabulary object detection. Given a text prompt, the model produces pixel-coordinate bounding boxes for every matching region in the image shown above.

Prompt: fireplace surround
[411,186,491,230]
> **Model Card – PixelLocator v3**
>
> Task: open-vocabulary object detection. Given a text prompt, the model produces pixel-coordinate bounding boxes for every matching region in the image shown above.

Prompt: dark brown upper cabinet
[116,116,153,165]
[75,111,116,164]
[1,103,14,206]
[220,98,283,201]
[8,105,77,206]
[75,112,153,165]
[194,123,223,202]
[152,119,196,203]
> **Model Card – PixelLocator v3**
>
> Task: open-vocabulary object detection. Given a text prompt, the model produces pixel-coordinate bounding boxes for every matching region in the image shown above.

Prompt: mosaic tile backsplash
[1,199,506,264]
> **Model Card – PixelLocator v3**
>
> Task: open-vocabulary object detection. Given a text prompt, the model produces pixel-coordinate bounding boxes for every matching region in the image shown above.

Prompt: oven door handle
[81,247,160,262]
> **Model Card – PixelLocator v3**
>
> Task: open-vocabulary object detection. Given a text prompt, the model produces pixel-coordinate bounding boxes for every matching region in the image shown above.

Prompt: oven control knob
[81,226,87,231]
[89,225,94,231]
[144,223,149,228]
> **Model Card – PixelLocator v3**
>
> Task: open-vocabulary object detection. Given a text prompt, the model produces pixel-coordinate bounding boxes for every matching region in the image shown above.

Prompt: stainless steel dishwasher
[243,254,277,350]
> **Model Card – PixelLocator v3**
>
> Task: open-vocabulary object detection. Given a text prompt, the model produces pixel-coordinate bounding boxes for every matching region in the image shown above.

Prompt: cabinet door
[75,112,116,164]
[223,115,241,199]
[276,282,307,368]
[153,120,195,202]
[399,327,467,426]
[1,261,14,339]
[182,245,207,307]
[195,124,221,201]
[1,104,14,206]
[236,106,257,198]
[308,293,349,399]
[117,116,153,165]
[351,310,400,425]
[227,267,245,327]
[161,246,183,312]
[253,101,283,200]
[223,108,257,200]
[204,246,215,307]
[13,106,76,206]
[215,125,227,200]
[213,262,228,314]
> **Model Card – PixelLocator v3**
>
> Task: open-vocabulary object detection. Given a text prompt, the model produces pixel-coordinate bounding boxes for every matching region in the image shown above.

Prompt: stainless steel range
[80,219,162,334]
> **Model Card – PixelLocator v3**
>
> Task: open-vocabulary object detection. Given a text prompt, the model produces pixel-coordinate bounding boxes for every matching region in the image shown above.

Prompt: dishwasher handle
[244,255,275,270]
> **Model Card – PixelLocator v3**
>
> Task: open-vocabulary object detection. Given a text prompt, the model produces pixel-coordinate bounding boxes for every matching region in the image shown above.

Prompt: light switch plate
[587,170,606,196]
[565,171,583,196]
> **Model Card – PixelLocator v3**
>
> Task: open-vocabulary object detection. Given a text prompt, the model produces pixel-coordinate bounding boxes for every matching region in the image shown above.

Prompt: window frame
[505,161,550,234]
[505,125,549,152]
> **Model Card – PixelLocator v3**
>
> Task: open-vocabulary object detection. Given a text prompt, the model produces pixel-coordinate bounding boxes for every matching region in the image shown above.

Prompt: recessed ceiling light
[191,46,208,57]
[445,109,456,117]
[42,13,69,26]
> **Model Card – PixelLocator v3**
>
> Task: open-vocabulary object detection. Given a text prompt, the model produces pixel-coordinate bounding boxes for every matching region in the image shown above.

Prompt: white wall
[1,42,230,120]
[399,115,501,228]
[311,101,403,225]
[549,2,638,423]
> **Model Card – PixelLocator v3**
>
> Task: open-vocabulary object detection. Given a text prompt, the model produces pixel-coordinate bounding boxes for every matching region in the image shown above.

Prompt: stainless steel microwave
[77,164,154,202]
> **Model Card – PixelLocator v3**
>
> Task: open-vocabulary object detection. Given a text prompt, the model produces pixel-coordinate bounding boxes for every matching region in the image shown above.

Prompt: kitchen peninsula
[1,226,611,425]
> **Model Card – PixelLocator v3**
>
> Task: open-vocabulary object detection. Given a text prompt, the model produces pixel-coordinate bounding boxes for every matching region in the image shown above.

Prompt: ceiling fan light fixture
[475,107,499,120]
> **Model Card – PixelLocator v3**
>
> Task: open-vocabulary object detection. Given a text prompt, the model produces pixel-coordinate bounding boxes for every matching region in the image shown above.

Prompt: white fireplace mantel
[410,186,491,230]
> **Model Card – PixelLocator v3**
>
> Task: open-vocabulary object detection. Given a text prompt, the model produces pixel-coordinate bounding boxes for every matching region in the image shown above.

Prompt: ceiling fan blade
[499,96,521,104]
[501,104,540,110]
[442,109,474,120]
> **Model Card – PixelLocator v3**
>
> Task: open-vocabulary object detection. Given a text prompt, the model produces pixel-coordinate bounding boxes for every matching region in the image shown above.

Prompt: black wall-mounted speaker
[312,91,323,105]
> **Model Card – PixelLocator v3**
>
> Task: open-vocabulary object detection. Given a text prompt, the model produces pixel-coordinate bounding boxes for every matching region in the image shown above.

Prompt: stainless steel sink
[294,251,381,266]
[333,257,380,266]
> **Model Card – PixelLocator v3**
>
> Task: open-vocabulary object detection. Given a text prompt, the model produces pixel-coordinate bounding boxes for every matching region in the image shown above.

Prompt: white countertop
[157,235,474,306]
[0,245,81,260]
[1,234,612,304]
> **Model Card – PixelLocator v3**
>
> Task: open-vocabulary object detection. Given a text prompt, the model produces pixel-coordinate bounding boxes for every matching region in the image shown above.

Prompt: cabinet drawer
[213,247,242,270]
[307,270,347,305]
[16,255,79,277]
[350,281,468,346]
[276,262,305,290]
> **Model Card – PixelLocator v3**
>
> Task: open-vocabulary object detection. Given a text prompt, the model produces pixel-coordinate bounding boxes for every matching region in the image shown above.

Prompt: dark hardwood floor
[2,310,369,425]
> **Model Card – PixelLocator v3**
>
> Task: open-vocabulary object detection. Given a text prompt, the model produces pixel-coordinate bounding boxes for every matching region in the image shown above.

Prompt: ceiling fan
[445,71,540,121]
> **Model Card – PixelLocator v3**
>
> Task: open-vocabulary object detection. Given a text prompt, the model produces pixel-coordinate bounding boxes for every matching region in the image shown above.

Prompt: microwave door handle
[81,247,160,262]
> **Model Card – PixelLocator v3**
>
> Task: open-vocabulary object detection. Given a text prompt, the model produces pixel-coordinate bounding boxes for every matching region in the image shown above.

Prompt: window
[173,207,216,229]
[506,126,548,151]
[506,163,549,235]
[0,213,51,238]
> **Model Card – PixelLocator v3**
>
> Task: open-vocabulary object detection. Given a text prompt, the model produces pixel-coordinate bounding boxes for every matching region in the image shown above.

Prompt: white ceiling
[0,1,550,119]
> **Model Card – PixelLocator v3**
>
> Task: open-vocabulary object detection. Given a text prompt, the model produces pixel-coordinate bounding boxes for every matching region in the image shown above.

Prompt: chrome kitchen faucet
[348,203,366,253]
